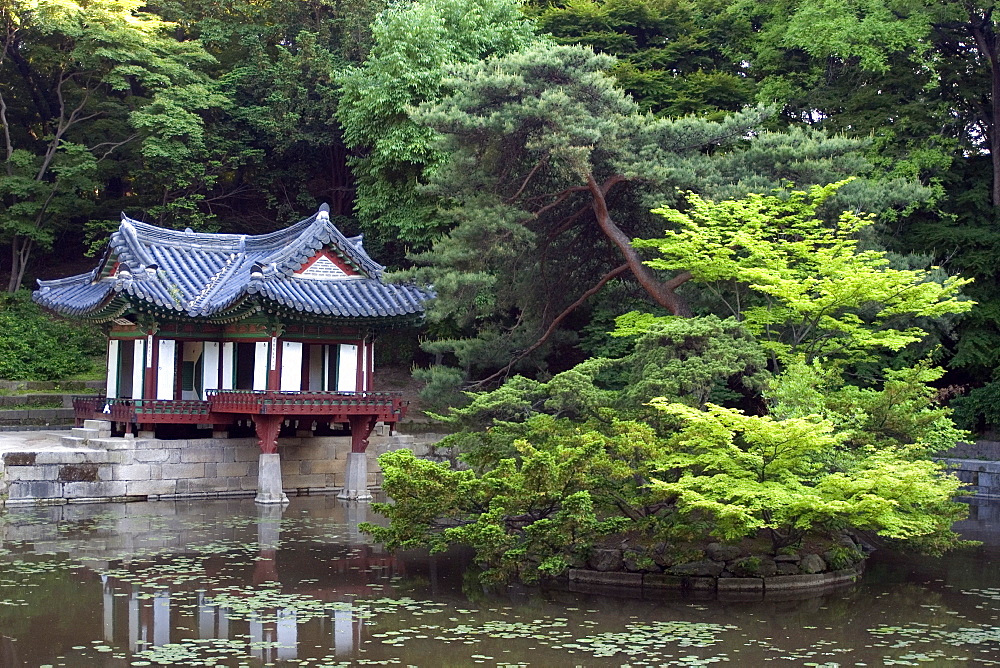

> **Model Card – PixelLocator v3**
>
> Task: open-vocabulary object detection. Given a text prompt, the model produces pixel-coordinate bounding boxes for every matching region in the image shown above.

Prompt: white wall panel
[221,342,234,390]
[132,342,144,400]
[337,344,357,392]
[203,342,220,393]
[280,341,303,391]
[253,341,269,390]
[106,340,119,398]
[156,339,176,400]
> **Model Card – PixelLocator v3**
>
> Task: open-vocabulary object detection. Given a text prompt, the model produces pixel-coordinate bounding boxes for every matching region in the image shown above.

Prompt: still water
[1,495,1000,667]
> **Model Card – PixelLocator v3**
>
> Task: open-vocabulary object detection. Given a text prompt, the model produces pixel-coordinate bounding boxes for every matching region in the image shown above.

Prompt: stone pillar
[337,452,372,501]
[255,453,288,505]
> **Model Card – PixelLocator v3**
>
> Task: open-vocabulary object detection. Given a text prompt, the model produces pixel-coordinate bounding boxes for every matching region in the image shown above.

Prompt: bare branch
[90,134,139,162]
[469,263,630,389]
[529,185,590,219]
[586,172,692,316]
[0,90,13,172]
[506,152,549,204]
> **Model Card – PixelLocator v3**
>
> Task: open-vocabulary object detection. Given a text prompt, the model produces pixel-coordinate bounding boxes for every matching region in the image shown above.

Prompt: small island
[365,185,971,594]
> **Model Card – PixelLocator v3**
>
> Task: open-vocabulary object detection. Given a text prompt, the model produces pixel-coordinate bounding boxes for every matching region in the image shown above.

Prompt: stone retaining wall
[0,431,414,505]
[0,408,75,426]
[942,458,1000,499]
[940,441,1000,461]
[0,380,103,391]
[405,434,463,467]
[565,565,864,599]
[0,394,77,408]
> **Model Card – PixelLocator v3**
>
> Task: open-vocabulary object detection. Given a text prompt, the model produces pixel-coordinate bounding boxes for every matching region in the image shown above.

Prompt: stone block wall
[0,431,414,505]
[939,441,1000,461]
[942,458,1000,499]
[405,433,464,468]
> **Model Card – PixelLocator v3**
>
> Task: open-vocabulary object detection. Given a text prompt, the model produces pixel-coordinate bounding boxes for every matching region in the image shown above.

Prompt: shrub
[0,292,104,380]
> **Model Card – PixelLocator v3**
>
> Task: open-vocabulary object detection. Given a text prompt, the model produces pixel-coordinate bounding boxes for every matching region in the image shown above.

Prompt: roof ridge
[187,251,245,314]
[120,213,321,252]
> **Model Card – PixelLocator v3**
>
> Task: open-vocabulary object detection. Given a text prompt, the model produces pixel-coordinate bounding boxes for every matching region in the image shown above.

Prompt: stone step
[66,425,111,441]
[60,434,135,451]
[59,428,129,450]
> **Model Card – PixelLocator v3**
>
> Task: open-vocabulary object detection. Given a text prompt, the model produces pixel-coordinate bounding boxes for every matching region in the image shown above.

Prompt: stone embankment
[0,420,413,506]
[563,537,867,599]
[567,566,863,597]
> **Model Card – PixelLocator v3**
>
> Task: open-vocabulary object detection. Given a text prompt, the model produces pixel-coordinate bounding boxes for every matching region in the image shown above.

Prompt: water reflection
[2,497,1000,666]
[72,498,396,665]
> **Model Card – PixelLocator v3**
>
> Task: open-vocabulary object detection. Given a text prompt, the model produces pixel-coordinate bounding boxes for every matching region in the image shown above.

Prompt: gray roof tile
[33,206,429,322]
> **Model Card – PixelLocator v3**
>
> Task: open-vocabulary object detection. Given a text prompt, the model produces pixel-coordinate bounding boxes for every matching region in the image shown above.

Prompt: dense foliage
[0,292,103,380]
[4,0,993,389]
[370,190,972,582]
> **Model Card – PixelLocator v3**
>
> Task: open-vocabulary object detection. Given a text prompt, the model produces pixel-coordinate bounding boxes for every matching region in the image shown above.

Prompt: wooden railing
[206,389,406,416]
[73,390,407,423]
[73,396,212,423]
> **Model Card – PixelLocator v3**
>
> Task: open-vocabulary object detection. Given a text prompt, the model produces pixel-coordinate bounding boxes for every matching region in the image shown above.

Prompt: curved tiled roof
[33,206,428,322]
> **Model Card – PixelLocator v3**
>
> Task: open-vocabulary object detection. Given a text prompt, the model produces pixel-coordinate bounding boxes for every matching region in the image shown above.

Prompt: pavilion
[32,204,429,502]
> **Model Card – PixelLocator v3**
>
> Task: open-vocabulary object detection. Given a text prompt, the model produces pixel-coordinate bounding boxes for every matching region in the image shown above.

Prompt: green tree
[0,0,218,291]
[637,181,974,369]
[430,315,767,444]
[768,359,967,454]
[711,0,1000,393]
[370,378,968,581]
[402,42,906,390]
[650,400,967,554]
[726,0,1000,206]
[0,291,104,379]
[367,418,654,584]
[336,0,538,253]
[145,0,386,227]
[531,0,755,117]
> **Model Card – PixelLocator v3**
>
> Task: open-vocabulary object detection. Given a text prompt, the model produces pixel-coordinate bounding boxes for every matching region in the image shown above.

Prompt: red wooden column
[267,335,282,391]
[348,414,377,453]
[254,414,282,454]
[355,339,365,393]
[140,331,158,434]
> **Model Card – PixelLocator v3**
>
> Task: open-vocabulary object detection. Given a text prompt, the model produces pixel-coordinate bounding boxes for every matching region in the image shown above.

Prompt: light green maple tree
[636,180,974,367]
[649,399,968,554]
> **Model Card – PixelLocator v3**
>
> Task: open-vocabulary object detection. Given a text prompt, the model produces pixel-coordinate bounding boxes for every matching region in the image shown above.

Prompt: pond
[1,495,1000,667]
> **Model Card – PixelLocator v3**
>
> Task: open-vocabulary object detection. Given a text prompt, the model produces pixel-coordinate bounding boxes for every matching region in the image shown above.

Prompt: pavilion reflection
[97,501,399,660]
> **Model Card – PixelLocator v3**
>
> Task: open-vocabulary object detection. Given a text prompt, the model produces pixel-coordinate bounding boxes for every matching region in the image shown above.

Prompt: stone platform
[0,422,414,506]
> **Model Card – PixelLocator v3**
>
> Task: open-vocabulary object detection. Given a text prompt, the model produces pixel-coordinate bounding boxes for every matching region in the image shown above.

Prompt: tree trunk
[992,50,1000,207]
[7,236,30,293]
[967,9,1000,206]
[586,173,693,316]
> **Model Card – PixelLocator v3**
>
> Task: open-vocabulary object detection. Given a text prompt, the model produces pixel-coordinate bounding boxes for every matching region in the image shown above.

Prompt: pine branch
[469,263,630,389]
